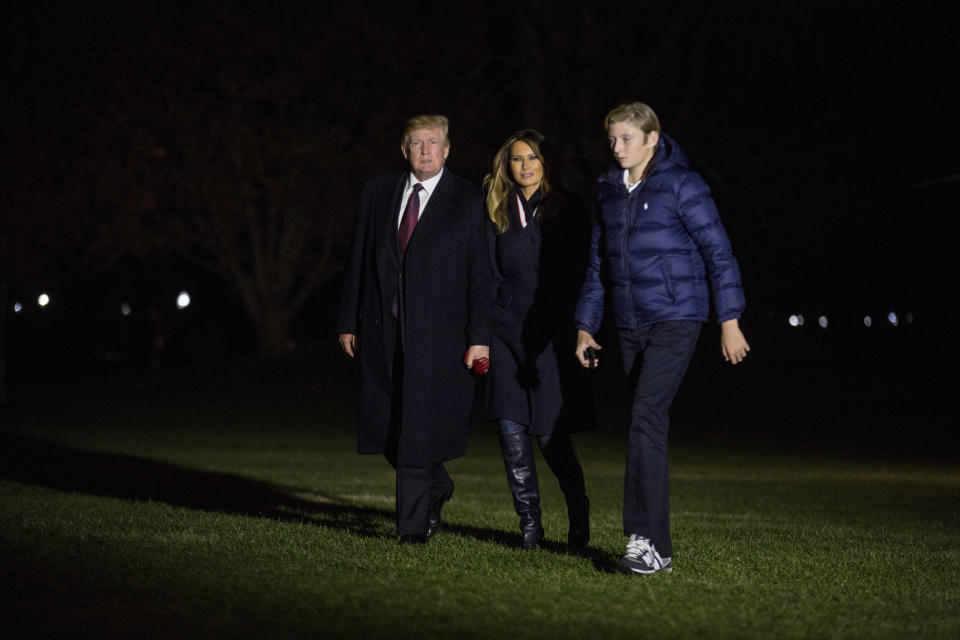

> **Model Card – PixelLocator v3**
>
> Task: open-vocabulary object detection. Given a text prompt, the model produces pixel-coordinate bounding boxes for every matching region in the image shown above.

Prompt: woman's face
[508,141,543,194]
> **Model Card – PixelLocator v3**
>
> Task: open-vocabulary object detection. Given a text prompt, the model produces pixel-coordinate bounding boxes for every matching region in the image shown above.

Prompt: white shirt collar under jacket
[398,168,445,227]
[623,169,643,193]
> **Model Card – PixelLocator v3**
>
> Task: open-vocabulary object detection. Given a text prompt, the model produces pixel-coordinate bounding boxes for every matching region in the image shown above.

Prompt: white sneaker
[617,534,672,575]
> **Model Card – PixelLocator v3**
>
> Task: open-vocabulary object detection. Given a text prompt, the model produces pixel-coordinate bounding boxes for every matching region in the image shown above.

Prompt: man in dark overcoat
[337,114,492,543]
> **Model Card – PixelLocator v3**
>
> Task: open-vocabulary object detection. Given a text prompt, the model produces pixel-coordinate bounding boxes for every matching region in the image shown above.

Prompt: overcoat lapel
[406,171,454,253]
[377,173,407,269]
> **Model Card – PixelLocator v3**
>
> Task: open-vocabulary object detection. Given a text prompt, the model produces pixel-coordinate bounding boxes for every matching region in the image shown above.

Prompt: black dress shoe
[425,483,454,538]
[398,534,429,545]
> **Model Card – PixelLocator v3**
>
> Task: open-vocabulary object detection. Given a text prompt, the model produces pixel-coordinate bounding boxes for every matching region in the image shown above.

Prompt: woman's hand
[575,329,602,368]
[720,319,750,364]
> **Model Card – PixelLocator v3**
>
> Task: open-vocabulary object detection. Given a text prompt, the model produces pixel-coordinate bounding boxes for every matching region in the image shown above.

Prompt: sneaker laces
[625,535,661,568]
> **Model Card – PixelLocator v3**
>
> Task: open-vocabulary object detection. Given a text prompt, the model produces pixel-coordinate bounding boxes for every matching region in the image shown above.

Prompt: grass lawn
[1,362,958,639]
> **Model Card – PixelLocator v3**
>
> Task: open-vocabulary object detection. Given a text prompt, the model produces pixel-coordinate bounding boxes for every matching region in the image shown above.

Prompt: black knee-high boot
[541,433,590,549]
[499,430,544,549]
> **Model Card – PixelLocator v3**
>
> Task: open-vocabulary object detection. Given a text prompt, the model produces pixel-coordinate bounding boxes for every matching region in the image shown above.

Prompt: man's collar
[408,168,445,194]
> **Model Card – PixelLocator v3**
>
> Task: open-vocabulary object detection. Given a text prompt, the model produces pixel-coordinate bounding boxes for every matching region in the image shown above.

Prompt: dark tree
[4,3,395,359]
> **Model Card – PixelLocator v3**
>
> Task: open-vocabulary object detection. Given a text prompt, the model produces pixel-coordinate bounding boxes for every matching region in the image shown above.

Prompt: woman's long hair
[483,130,560,234]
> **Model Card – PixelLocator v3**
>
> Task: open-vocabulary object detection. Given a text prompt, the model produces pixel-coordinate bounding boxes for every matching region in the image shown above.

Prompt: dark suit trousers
[382,311,455,535]
[383,453,453,535]
[618,320,701,558]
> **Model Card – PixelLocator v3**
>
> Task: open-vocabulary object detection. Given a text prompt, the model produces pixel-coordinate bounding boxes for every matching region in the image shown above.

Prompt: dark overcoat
[485,190,595,436]
[337,169,492,467]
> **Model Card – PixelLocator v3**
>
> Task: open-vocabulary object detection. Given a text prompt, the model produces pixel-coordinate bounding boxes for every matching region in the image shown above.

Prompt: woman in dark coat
[483,130,594,550]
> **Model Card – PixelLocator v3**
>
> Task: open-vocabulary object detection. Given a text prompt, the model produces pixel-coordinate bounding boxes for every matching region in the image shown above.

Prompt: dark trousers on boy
[618,320,701,559]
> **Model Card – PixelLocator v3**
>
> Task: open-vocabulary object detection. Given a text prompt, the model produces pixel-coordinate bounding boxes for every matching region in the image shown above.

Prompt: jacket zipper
[622,183,636,327]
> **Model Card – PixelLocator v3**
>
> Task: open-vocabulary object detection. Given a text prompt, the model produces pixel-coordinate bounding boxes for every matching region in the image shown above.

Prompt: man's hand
[575,330,602,368]
[720,319,750,365]
[464,345,490,374]
[338,333,357,358]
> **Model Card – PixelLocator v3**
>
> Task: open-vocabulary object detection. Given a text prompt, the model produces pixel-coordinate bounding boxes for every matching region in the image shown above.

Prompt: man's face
[403,127,450,181]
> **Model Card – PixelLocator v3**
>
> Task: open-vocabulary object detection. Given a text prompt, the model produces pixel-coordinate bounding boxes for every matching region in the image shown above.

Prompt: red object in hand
[473,357,490,375]
[463,351,490,375]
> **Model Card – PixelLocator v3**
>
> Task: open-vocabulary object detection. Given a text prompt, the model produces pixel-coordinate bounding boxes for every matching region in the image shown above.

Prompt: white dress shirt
[398,168,445,228]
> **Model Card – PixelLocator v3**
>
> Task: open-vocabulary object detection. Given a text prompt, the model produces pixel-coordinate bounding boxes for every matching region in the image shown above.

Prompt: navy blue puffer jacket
[574,134,745,334]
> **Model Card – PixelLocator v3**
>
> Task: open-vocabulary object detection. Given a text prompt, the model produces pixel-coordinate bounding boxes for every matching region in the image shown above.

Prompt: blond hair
[402,114,450,147]
[483,130,558,234]
[604,102,661,135]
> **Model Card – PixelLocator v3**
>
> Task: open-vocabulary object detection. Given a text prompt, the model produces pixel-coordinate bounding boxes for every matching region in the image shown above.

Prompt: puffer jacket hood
[575,133,745,334]
[597,132,689,187]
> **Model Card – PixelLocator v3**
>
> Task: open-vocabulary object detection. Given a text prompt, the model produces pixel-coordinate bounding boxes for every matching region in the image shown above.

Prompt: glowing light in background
[13,302,23,313]
[788,314,805,327]
[818,315,829,328]
[906,312,914,324]
[121,303,132,317]
[176,291,191,310]
[863,315,872,327]
[887,312,899,327]
[38,293,51,307]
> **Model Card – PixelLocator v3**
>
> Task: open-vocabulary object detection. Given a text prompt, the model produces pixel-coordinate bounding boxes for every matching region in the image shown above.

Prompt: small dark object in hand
[585,347,598,371]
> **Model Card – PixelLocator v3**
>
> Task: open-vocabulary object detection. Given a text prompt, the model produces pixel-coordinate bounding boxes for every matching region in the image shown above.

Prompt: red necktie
[398,183,423,262]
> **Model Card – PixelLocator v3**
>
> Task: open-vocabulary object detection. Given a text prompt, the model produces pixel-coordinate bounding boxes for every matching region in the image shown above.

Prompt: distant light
[788,315,799,327]
[13,302,23,313]
[906,312,914,324]
[176,291,191,309]
[887,312,899,327]
[38,293,50,307]
[818,315,829,328]
[863,315,872,327]
[797,314,805,327]
[121,303,132,317]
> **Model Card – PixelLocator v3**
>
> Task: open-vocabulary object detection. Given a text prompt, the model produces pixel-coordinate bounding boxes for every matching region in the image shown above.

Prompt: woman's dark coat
[337,169,492,467]
[485,190,595,436]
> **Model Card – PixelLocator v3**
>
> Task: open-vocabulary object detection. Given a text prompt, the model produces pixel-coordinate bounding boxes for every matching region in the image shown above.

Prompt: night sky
[2,1,959,383]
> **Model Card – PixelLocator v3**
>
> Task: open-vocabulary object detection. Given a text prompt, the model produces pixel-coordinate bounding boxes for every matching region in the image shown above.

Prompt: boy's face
[608,121,658,176]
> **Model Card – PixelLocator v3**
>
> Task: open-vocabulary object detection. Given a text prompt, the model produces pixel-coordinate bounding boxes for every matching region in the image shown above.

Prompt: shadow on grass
[440,521,619,573]
[0,431,617,570]
[0,430,393,538]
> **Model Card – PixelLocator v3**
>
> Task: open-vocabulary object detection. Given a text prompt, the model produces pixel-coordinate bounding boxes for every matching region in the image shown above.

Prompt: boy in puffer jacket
[574,102,750,575]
